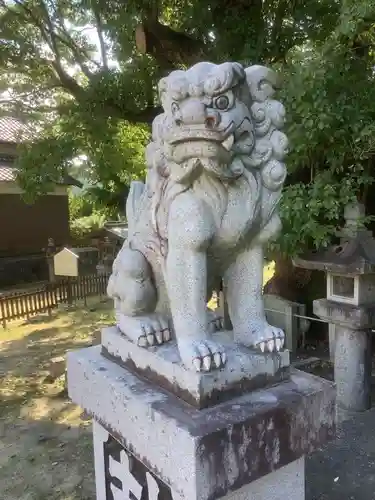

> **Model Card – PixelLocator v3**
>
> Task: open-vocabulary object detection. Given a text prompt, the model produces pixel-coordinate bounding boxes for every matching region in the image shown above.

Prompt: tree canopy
[1,0,375,255]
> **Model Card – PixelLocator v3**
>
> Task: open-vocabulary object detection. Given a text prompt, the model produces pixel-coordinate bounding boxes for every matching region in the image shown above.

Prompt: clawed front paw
[178,338,227,372]
[116,312,171,347]
[249,321,285,353]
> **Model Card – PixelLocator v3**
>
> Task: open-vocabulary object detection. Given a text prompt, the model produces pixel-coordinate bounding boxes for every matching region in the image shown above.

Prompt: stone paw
[178,337,226,372]
[207,308,224,333]
[249,320,285,353]
[116,312,172,347]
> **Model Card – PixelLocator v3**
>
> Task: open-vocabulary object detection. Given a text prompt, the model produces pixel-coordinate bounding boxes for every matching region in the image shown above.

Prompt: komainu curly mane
[107,61,288,372]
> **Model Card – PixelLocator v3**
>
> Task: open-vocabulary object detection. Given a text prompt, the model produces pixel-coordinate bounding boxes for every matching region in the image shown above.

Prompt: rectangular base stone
[67,346,335,500]
[101,326,290,408]
[93,418,305,500]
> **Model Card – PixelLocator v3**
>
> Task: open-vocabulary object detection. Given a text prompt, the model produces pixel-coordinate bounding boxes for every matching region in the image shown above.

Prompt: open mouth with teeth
[167,136,233,166]
[168,127,235,151]
[167,118,254,155]
[165,119,255,172]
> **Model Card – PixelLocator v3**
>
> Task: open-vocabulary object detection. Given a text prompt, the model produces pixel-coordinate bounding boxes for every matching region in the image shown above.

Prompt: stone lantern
[294,202,375,417]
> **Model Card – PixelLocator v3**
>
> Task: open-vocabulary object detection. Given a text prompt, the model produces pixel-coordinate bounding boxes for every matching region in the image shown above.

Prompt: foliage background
[1,0,375,256]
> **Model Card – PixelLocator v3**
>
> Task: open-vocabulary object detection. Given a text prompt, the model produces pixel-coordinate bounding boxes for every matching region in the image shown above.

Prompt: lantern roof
[293,203,375,275]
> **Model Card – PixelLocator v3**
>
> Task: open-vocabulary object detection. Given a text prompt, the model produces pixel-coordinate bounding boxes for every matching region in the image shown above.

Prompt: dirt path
[0,299,114,500]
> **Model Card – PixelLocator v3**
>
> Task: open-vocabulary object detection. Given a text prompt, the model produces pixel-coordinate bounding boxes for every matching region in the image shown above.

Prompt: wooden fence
[0,273,110,328]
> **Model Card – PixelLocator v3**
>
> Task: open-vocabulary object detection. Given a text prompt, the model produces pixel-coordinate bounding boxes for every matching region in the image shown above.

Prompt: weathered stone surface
[314,298,375,330]
[294,202,375,275]
[93,417,305,500]
[106,61,289,372]
[93,419,180,500]
[68,346,335,500]
[101,326,290,408]
[314,294,374,416]
[334,325,372,414]
[297,202,374,418]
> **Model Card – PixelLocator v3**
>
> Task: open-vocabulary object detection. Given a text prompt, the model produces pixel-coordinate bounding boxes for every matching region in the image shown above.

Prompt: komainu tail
[126,181,145,239]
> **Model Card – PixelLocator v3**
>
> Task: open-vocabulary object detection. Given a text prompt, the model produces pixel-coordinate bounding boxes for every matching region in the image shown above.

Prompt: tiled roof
[0,117,33,143]
[0,121,83,187]
[0,159,83,186]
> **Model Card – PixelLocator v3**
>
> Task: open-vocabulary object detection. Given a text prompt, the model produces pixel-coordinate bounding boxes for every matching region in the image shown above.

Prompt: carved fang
[267,339,275,352]
[193,358,202,371]
[221,134,234,151]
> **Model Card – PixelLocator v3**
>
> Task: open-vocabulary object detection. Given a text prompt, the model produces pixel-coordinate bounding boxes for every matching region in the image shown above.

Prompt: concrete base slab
[101,326,290,408]
[67,346,335,500]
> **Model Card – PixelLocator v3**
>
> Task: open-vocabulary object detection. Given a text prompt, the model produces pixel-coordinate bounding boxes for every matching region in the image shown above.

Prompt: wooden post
[84,276,87,307]
[47,256,56,283]
[0,299,6,329]
[67,277,73,306]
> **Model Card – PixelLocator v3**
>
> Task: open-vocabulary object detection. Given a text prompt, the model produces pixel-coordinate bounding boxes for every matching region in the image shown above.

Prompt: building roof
[0,117,83,187]
[0,117,33,143]
[0,149,83,188]
[0,157,83,187]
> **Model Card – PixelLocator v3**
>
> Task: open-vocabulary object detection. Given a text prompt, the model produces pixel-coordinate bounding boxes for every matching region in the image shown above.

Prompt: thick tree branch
[136,17,207,69]
[2,0,163,125]
[98,102,161,124]
[54,18,102,70]
[127,105,161,124]
[10,0,85,97]
[50,28,98,78]
[92,2,108,70]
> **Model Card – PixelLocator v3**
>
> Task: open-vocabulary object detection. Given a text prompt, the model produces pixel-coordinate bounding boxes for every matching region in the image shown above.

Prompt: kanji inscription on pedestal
[93,420,174,500]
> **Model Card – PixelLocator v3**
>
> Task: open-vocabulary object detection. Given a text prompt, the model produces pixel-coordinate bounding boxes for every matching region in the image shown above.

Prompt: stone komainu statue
[107,61,288,372]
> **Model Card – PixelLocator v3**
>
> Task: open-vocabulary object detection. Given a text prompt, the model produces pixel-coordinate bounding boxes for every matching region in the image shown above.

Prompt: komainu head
[146,61,288,190]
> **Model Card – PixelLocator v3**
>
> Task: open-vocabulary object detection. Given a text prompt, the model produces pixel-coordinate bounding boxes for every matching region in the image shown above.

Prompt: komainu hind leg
[107,246,171,347]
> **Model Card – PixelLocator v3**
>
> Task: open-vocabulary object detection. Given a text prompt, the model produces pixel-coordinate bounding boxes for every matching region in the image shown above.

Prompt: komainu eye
[214,95,230,110]
[171,102,180,114]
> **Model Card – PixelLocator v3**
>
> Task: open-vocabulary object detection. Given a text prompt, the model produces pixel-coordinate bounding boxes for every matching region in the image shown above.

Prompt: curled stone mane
[144,61,288,250]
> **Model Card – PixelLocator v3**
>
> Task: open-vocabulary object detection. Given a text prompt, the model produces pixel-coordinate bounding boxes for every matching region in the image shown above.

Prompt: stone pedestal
[68,327,335,500]
[93,417,305,500]
[314,299,373,415]
[101,326,290,408]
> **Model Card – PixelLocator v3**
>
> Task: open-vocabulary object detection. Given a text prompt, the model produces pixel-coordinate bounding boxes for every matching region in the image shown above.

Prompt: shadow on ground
[0,406,95,500]
[0,299,113,499]
[2,298,375,499]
